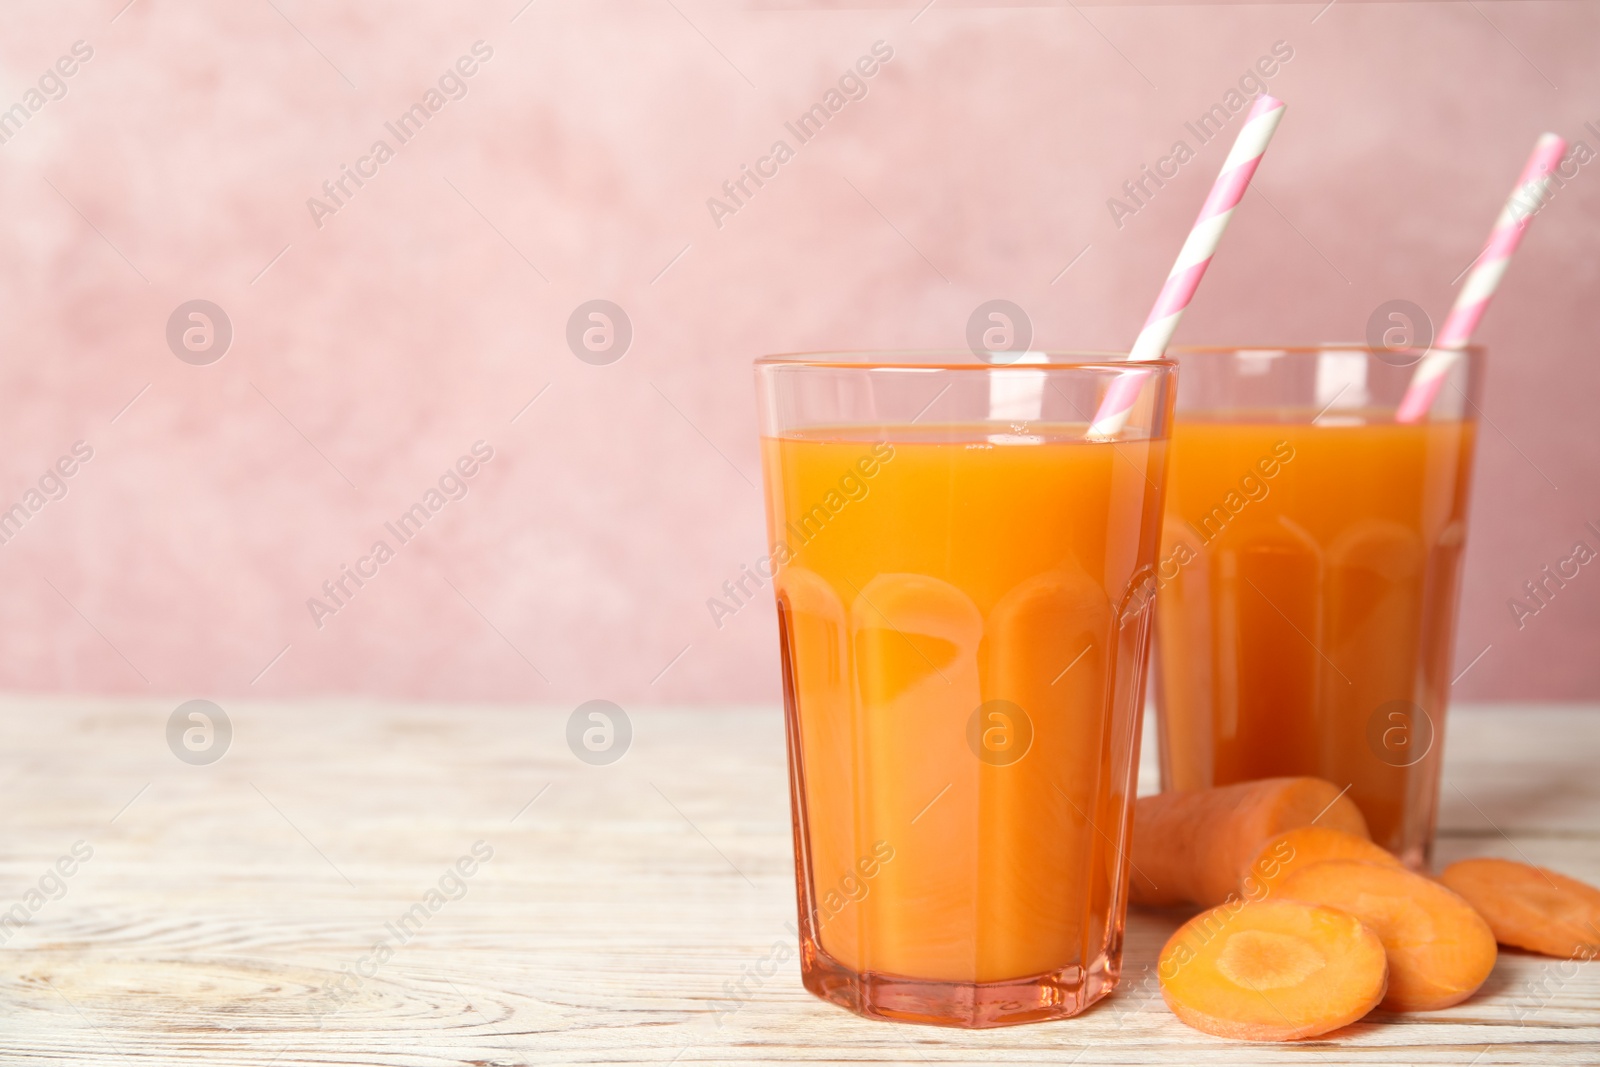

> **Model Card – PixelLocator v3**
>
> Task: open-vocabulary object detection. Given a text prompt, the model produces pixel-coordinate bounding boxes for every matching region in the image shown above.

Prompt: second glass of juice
[1154,345,1482,869]
[755,351,1174,1027]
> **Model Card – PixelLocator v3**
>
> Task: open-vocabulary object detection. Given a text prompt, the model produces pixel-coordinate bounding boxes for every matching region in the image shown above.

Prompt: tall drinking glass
[755,351,1175,1028]
[1153,345,1482,870]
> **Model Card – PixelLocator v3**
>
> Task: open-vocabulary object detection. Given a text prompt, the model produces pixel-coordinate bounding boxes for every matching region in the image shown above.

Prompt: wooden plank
[0,698,1597,1064]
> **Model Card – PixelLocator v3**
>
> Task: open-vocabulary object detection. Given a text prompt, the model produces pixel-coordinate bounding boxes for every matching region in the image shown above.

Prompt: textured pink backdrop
[0,0,1595,706]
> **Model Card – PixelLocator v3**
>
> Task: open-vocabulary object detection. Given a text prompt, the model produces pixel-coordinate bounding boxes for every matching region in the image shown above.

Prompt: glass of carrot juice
[755,351,1175,1027]
[1153,345,1482,870]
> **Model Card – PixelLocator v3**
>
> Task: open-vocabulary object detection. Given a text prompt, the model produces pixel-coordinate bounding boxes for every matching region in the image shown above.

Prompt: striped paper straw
[1395,132,1567,423]
[1089,94,1287,439]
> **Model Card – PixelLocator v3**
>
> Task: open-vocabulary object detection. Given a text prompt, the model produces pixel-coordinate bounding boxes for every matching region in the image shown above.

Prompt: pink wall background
[1,0,1596,706]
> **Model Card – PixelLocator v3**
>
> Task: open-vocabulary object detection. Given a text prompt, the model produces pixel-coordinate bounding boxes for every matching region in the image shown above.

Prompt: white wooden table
[3,698,1597,1065]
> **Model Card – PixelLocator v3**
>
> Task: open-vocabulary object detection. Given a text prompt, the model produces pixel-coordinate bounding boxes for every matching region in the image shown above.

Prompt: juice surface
[763,424,1166,984]
[1154,413,1476,864]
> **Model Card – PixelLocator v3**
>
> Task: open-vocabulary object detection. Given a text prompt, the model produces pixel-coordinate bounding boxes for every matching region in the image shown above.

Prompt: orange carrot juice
[763,424,1166,1022]
[1154,415,1477,867]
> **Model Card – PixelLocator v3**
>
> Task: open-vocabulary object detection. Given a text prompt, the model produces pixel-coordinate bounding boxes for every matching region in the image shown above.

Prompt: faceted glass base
[800,939,1121,1029]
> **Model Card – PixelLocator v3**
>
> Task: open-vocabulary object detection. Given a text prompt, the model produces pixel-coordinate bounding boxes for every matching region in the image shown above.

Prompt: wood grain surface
[1,698,1596,1065]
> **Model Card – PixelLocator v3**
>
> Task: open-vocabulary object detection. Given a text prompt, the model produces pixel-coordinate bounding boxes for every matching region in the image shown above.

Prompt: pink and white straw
[1090,94,1287,438]
[1395,132,1567,423]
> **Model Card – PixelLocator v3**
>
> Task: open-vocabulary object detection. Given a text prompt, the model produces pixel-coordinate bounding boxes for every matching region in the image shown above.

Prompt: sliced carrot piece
[1158,899,1387,1041]
[1277,860,1496,1011]
[1243,826,1404,899]
[1132,777,1370,908]
[1440,858,1600,959]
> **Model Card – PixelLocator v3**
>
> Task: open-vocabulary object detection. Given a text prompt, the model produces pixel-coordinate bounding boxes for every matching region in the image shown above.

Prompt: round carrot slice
[1158,899,1387,1041]
[1243,826,1404,900]
[1440,857,1600,959]
[1278,860,1496,1011]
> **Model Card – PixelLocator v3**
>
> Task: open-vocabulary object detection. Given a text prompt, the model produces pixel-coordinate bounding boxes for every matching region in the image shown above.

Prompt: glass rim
[754,349,1176,371]
[1164,343,1487,360]
[753,344,1486,369]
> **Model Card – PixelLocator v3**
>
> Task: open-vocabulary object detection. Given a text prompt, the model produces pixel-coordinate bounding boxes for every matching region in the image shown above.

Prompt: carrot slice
[1277,860,1496,1011]
[1158,899,1387,1041]
[1243,826,1403,899]
[1132,777,1371,908]
[1440,858,1600,959]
